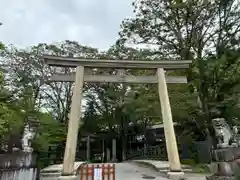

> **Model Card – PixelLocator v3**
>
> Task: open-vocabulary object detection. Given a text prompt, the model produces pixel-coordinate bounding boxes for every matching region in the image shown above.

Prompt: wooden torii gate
[44,55,192,179]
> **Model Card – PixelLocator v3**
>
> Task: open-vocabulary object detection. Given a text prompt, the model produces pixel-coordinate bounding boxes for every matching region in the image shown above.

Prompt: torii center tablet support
[44,55,192,179]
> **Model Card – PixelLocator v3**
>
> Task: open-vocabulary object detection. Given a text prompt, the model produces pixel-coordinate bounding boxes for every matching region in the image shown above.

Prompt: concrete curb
[132,160,193,173]
[131,161,160,172]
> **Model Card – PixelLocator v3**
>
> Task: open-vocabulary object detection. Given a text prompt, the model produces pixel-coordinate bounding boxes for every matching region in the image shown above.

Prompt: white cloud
[0,0,133,50]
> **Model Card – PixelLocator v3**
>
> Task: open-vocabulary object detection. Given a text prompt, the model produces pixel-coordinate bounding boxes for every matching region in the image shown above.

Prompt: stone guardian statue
[21,123,36,153]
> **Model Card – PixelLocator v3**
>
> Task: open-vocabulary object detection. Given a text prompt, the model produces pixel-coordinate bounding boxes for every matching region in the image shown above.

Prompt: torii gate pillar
[62,66,84,177]
[157,68,184,179]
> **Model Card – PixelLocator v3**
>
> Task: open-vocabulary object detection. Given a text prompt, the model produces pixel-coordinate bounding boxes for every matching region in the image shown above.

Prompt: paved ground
[115,162,207,180]
[115,162,167,180]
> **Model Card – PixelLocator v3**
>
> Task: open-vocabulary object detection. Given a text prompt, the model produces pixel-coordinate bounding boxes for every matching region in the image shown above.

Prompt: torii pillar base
[58,175,77,180]
[167,171,184,180]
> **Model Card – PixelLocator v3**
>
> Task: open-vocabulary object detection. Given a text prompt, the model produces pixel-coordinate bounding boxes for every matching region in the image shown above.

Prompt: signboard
[94,168,102,180]
[79,163,115,180]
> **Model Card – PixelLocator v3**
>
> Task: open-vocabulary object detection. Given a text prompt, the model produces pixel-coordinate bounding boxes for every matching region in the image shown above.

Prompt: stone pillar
[60,66,84,177]
[86,136,91,161]
[156,68,184,178]
[112,139,117,162]
[102,139,105,162]
[144,143,147,156]
[107,148,111,162]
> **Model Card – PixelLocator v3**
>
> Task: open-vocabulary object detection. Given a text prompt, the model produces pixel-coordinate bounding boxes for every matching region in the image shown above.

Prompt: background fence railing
[126,145,167,161]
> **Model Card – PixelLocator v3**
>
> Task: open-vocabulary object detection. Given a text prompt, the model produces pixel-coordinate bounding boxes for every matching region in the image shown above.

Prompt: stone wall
[0,152,38,180]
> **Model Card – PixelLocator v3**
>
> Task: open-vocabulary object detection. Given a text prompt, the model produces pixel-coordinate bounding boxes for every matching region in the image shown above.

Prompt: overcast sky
[0,0,133,50]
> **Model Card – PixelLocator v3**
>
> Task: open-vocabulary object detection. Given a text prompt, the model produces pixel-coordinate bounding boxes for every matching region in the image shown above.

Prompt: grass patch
[191,164,211,174]
[181,159,211,174]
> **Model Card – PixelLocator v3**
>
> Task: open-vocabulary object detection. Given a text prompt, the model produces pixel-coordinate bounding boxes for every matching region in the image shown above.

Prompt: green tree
[82,45,171,160]
[32,112,66,167]
[0,72,25,149]
[119,0,240,138]
[1,41,101,162]
[202,48,240,122]
[0,43,4,50]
